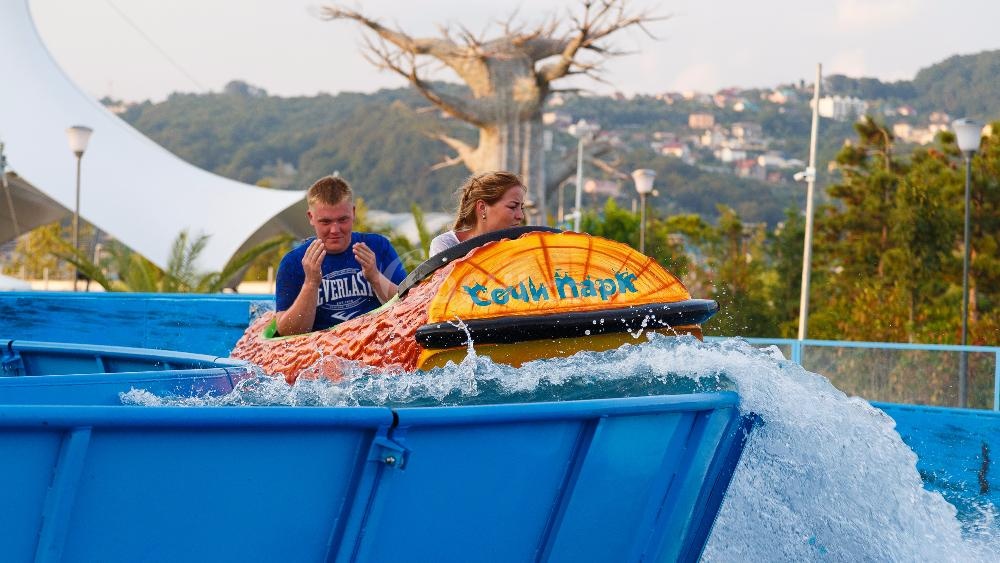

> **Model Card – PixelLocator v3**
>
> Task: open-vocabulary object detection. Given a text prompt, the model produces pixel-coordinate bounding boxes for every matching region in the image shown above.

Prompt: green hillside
[113,81,805,224]
[110,50,1000,223]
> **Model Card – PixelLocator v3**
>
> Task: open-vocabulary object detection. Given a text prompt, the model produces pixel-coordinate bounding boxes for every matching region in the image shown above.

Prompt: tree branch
[429,155,464,172]
[535,0,665,85]
[361,36,488,126]
[425,132,486,173]
[321,6,463,59]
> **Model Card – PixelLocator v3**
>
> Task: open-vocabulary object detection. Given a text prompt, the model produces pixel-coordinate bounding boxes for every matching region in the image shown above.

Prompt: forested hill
[825,49,1000,119]
[114,81,801,224]
[110,49,1000,223]
[913,50,1000,118]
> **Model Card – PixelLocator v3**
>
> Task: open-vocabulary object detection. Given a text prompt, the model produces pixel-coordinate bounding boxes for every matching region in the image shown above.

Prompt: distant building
[731,122,763,142]
[102,101,130,115]
[734,158,765,180]
[716,147,747,163]
[542,111,573,127]
[683,91,713,105]
[732,98,757,112]
[892,123,913,140]
[757,152,788,169]
[656,92,683,105]
[713,89,738,108]
[583,179,621,198]
[659,141,692,163]
[700,126,727,148]
[816,96,868,121]
[766,88,798,105]
[929,111,951,124]
[689,112,715,130]
[893,123,938,145]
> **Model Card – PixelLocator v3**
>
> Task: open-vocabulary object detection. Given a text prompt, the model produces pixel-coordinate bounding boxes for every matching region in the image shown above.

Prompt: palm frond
[43,229,114,290]
[411,203,432,260]
[197,233,296,293]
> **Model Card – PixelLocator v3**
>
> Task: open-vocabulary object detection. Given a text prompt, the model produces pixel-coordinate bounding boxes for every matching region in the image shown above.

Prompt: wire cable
[104,0,207,92]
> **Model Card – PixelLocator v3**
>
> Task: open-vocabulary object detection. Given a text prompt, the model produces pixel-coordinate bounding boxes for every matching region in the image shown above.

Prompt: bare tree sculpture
[322,0,660,220]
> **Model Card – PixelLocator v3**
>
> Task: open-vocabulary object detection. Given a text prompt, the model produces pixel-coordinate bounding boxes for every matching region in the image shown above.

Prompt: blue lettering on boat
[464,271,640,307]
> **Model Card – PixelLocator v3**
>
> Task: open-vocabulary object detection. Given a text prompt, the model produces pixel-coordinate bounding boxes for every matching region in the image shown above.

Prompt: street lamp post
[66,125,93,292]
[952,118,982,408]
[632,169,656,254]
[569,119,599,232]
[556,178,572,225]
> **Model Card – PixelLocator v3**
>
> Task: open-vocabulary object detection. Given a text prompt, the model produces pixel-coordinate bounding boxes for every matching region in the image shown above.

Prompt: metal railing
[707,337,1000,412]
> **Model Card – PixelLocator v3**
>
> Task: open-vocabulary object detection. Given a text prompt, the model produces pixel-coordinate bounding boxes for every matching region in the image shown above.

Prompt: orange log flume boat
[230,227,718,383]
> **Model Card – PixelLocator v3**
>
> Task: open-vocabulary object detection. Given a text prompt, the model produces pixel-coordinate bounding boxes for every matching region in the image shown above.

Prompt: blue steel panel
[0,405,394,429]
[35,428,92,563]
[675,413,758,563]
[344,419,587,562]
[642,407,737,563]
[9,340,226,375]
[0,430,63,562]
[59,428,372,562]
[0,371,748,563]
[1,294,152,348]
[17,350,107,376]
[141,297,258,354]
[877,402,1000,508]
[0,406,394,562]
[542,411,696,562]
[0,369,239,405]
[0,293,271,356]
[392,393,740,426]
[343,393,744,563]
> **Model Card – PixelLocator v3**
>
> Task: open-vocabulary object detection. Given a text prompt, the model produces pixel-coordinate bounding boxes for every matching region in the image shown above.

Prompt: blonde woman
[429,171,527,256]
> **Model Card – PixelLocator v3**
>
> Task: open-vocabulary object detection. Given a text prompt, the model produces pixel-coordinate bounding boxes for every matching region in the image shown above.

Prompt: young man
[275,176,407,336]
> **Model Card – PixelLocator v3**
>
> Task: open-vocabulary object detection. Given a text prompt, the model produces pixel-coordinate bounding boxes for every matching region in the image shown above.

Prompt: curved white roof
[0,0,310,272]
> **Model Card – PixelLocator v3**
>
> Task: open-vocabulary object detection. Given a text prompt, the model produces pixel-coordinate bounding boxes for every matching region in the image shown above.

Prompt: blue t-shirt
[275,233,407,331]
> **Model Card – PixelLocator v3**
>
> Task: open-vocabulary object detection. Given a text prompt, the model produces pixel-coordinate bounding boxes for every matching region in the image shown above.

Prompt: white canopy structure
[1,172,67,242]
[0,0,310,272]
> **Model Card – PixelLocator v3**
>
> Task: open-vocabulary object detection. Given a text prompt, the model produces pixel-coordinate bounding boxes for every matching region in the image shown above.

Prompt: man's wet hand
[302,239,325,285]
[353,242,378,281]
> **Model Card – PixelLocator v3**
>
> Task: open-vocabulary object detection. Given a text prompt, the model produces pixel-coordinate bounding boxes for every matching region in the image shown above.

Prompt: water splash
[121,334,998,559]
[693,339,998,561]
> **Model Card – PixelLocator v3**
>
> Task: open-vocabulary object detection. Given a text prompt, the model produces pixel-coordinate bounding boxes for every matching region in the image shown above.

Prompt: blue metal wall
[3,292,996,517]
[0,385,750,562]
[876,402,999,511]
[0,292,272,356]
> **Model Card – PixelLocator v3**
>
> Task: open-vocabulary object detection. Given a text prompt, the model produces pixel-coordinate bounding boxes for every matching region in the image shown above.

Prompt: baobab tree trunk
[322,0,659,224]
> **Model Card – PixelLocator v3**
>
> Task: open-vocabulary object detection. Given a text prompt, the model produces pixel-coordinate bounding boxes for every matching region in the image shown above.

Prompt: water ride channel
[1,228,997,562]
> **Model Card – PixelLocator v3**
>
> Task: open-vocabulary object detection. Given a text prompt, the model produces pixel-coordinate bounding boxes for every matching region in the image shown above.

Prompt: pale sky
[30,0,1000,103]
